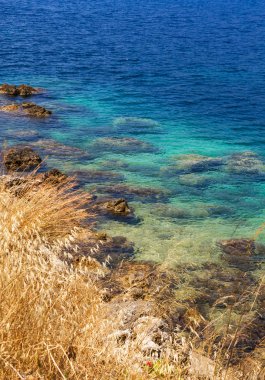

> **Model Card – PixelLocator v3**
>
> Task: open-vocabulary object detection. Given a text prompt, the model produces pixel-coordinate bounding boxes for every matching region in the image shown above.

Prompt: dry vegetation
[0,175,264,379]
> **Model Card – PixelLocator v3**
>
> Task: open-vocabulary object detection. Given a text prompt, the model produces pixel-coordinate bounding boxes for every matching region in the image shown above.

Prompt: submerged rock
[226,151,265,175]
[218,238,257,270]
[0,83,39,96]
[79,233,135,268]
[93,198,133,217]
[94,183,170,202]
[92,137,158,153]
[3,146,42,172]
[0,102,51,117]
[178,173,212,187]
[164,154,223,175]
[218,238,255,257]
[113,117,161,134]
[70,169,124,184]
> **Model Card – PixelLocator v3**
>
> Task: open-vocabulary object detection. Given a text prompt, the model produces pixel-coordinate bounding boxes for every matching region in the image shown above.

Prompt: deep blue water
[1,0,265,267]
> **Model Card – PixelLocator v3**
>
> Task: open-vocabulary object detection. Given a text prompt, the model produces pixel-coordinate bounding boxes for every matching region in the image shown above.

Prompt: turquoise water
[1,0,265,269]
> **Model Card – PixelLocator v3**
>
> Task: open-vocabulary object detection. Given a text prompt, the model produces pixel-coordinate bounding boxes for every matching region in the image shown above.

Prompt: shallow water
[0,0,265,273]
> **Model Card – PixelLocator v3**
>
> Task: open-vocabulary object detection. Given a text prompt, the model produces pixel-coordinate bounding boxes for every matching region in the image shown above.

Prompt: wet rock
[3,146,42,172]
[21,102,52,117]
[92,137,158,153]
[0,102,51,117]
[0,83,39,96]
[41,169,67,184]
[164,154,223,174]
[94,184,170,203]
[226,151,265,175]
[93,198,133,217]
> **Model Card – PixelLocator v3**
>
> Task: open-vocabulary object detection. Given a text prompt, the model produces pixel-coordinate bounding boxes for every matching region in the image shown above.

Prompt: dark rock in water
[0,102,51,117]
[93,198,133,217]
[41,169,67,184]
[218,238,257,270]
[94,184,170,202]
[92,137,158,153]
[79,233,135,268]
[225,151,265,175]
[3,147,42,172]
[21,102,52,117]
[0,83,39,96]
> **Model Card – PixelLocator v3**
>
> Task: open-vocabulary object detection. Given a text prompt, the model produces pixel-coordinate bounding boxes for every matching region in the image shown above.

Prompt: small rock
[94,198,133,217]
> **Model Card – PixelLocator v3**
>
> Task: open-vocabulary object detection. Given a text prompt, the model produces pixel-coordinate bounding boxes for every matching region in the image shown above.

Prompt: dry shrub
[0,177,137,380]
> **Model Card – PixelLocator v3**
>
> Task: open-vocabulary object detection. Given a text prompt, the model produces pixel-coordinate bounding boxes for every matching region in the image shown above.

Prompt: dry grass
[0,177,127,379]
[0,174,263,380]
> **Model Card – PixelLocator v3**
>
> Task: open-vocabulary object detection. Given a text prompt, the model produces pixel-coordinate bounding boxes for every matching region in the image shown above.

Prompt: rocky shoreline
[0,83,264,379]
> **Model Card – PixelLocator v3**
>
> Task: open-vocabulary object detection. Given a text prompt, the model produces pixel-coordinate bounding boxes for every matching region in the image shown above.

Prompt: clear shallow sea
[1,0,265,271]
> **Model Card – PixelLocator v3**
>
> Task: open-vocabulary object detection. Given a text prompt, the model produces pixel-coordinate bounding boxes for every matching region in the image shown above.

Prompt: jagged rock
[0,102,51,117]
[3,147,42,172]
[0,83,39,96]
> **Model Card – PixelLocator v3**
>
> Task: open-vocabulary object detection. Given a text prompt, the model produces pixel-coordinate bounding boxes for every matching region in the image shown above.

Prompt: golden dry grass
[0,177,126,379]
[0,175,263,380]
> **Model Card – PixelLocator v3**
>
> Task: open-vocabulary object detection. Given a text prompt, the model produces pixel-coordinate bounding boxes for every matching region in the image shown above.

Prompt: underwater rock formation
[94,183,171,202]
[162,154,224,177]
[0,102,51,117]
[0,83,39,96]
[3,146,42,172]
[113,117,161,134]
[92,137,158,153]
[31,139,92,160]
[226,151,265,174]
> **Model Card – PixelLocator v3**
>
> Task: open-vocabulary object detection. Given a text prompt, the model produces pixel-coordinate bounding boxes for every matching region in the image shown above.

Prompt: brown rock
[3,147,42,172]
[218,239,255,258]
[21,102,52,117]
[94,198,133,216]
[0,102,51,117]
[0,83,39,96]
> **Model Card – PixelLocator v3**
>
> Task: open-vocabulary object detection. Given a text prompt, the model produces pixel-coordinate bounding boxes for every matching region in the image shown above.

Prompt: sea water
[0,0,265,272]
